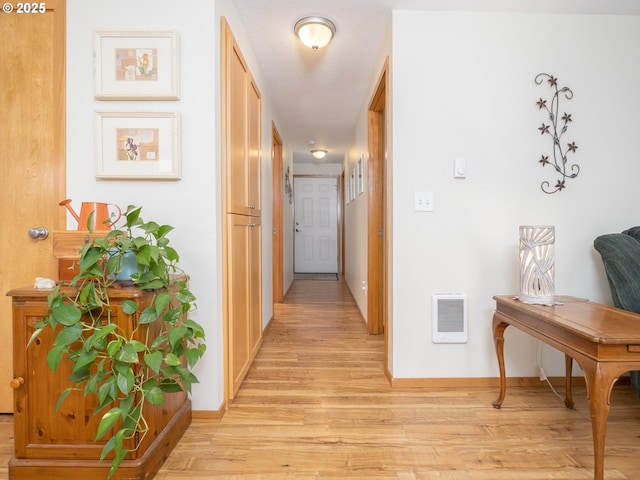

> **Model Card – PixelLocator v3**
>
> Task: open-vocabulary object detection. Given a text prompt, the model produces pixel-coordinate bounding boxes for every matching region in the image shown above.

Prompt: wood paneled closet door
[0,0,66,412]
[221,18,263,402]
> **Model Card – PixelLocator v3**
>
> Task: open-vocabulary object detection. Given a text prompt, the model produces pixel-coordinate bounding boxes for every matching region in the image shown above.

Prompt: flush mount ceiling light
[294,16,336,51]
[311,149,328,159]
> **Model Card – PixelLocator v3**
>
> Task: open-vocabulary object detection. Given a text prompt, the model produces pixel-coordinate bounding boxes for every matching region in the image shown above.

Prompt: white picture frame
[357,155,364,195]
[95,111,181,180]
[350,167,356,200]
[94,30,179,100]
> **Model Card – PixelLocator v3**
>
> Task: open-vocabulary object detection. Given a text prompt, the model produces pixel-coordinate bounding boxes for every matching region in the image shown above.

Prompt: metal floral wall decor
[535,73,579,194]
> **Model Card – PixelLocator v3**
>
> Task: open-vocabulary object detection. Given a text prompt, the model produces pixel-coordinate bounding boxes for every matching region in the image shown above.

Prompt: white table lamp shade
[519,225,555,304]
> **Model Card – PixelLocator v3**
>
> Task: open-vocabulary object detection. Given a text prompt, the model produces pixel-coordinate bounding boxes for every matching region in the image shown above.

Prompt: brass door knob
[10,377,24,389]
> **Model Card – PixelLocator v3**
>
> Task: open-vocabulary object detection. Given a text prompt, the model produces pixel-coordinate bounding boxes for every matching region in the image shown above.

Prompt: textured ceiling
[232,0,640,164]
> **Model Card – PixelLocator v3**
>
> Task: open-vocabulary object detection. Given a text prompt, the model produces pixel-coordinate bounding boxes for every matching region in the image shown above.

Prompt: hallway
[153,278,640,479]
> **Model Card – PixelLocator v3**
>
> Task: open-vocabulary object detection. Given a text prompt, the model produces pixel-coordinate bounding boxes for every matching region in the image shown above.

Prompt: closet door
[247,79,261,216]
[225,24,261,218]
[227,214,251,397]
[248,218,262,356]
[221,18,263,402]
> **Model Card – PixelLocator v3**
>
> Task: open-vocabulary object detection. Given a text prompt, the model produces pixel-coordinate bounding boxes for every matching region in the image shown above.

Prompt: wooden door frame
[272,122,283,303]
[367,59,389,340]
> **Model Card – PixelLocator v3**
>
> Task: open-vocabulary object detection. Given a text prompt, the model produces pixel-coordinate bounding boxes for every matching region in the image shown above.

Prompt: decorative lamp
[519,225,555,305]
[294,16,336,51]
[311,149,327,159]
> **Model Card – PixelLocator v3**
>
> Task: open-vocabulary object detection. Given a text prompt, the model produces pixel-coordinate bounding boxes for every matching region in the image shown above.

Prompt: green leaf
[136,245,151,266]
[27,327,44,348]
[124,205,142,228]
[95,407,121,441]
[79,246,106,273]
[51,303,82,326]
[118,394,134,420]
[97,377,117,407]
[183,319,206,338]
[177,288,196,304]
[107,338,122,357]
[139,279,166,290]
[168,326,188,349]
[54,387,74,412]
[164,352,181,366]
[89,323,119,345]
[150,334,167,350]
[145,385,164,406]
[115,342,139,364]
[158,380,183,393]
[154,292,173,315]
[121,299,138,315]
[163,307,182,325]
[129,340,147,352]
[164,245,179,261]
[157,224,174,238]
[138,306,159,325]
[72,349,99,373]
[117,369,134,395]
[144,350,163,374]
[185,346,204,368]
[53,323,83,347]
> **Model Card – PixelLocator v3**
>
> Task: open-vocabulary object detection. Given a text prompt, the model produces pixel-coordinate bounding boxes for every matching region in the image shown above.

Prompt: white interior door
[294,177,338,273]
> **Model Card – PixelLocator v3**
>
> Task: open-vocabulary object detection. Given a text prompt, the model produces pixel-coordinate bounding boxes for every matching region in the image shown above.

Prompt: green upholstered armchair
[594,226,640,397]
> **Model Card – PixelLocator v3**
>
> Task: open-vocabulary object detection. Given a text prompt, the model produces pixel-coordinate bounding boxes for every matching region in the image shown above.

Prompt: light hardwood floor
[2,277,640,479]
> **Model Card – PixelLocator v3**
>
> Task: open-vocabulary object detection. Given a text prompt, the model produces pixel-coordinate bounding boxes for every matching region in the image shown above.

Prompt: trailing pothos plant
[29,205,206,479]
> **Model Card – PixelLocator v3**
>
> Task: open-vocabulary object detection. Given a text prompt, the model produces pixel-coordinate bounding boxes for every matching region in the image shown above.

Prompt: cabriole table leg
[492,316,509,409]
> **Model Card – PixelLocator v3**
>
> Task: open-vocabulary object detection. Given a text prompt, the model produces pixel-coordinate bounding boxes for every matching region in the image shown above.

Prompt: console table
[492,295,640,480]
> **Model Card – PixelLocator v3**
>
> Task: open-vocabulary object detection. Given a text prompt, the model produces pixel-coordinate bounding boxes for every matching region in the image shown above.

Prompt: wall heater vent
[432,294,468,344]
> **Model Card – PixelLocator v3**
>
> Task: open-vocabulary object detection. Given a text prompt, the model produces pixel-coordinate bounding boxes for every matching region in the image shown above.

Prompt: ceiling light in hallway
[294,16,336,51]
[311,149,328,159]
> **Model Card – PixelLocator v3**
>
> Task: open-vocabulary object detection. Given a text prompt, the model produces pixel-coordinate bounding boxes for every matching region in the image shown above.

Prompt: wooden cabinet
[222,17,263,402]
[223,18,262,217]
[227,215,262,397]
[7,286,191,480]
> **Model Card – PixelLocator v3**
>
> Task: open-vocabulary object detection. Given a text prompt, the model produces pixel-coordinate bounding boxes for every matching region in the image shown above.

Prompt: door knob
[10,377,24,389]
[295,228,301,232]
[28,226,49,240]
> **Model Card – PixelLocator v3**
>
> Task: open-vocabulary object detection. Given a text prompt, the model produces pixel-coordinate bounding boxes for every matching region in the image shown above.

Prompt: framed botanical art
[94,30,179,100]
[95,111,181,180]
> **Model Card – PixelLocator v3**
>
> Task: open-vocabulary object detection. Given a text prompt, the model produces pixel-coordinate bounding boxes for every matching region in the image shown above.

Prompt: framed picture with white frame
[94,30,180,100]
[357,155,364,194]
[95,111,181,180]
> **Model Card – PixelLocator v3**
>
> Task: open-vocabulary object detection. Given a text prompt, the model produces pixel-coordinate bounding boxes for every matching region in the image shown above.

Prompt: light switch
[454,158,466,178]
[414,192,433,212]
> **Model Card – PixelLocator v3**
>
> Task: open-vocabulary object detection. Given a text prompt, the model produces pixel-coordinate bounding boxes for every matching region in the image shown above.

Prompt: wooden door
[247,79,261,215]
[227,37,249,216]
[227,214,251,398]
[224,22,261,217]
[271,124,283,303]
[0,0,66,412]
[249,218,262,357]
[293,177,339,273]
[367,59,389,340]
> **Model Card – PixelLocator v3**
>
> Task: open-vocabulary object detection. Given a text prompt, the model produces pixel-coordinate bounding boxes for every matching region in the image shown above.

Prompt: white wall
[66,0,278,410]
[389,10,640,379]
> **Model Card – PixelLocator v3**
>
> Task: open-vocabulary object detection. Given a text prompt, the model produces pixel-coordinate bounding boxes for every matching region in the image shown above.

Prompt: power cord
[537,341,589,420]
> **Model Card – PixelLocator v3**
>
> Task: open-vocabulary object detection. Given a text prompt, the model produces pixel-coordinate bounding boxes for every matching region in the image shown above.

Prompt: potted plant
[29,205,206,478]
